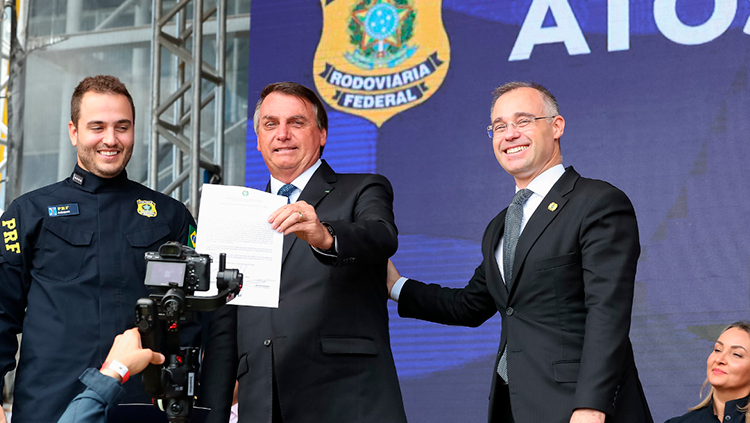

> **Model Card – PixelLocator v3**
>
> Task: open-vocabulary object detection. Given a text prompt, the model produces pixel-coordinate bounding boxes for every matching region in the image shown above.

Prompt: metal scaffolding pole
[149,0,226,217]
[0,3,11,202]
[2,0,26,209]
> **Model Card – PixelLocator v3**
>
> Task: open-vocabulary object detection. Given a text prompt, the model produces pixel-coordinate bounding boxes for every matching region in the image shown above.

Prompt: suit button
[506,307,514,316]
[264,339,271,346]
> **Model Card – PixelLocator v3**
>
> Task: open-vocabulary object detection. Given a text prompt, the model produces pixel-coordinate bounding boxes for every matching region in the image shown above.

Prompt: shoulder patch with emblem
[137,200,158,218]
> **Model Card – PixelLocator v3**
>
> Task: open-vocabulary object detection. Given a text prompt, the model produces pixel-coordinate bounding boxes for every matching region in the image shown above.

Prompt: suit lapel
[280,160,337,263]
[507,167,579,298]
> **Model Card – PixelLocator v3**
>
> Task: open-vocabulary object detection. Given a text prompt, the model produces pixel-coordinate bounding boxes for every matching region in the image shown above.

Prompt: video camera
[143,242,211,293]
[135,242,242,423]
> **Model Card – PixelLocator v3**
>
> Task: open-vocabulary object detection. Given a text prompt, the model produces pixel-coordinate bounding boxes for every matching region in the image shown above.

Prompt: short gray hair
[490,81,559,118]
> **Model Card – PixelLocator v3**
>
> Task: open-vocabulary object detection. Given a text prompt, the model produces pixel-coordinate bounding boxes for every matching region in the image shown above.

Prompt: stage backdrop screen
[244,1,750,421]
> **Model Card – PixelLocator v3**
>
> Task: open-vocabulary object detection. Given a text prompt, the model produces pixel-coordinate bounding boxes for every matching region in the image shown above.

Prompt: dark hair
[70,75,135,127]
[253,82,328,156]
[490,81,559,117]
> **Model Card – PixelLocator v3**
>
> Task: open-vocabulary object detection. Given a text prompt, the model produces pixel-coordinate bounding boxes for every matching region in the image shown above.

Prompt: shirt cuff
[311,241,337,257]
[390,277,409,301]
[79,368,126,405]
[311,223,338,257]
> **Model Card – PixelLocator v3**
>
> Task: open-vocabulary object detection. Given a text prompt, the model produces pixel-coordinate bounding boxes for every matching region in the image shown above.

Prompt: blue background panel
[245,2,750,421]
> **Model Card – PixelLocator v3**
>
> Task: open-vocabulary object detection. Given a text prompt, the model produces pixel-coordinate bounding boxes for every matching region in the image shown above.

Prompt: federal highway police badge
[314,0,450,127]
[137,200,158,218]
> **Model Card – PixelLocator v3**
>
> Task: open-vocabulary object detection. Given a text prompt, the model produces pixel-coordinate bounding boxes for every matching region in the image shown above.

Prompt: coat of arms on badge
[314,0,450,127]
[345,1,417,69]
[137,199,158,218]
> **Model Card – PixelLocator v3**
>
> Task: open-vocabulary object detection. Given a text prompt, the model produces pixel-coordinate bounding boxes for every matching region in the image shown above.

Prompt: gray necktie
[277,184,297,204]
[502,188,533,289]
[497,188,533,382]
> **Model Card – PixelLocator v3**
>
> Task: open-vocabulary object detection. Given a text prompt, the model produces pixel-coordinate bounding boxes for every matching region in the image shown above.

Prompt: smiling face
[490,87,565,188]
[707,327,750,399]
[255,91,327,183]
[68,92,134,178]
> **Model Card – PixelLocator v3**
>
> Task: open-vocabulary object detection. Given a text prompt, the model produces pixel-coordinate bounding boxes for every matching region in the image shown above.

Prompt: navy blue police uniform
[0,164,197,423]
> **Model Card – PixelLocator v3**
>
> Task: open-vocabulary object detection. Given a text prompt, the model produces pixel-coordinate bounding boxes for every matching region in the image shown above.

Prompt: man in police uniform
[0,75,196,422]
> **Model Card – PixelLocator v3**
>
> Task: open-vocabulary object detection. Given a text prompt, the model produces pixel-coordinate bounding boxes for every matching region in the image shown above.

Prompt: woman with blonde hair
[666,321,750,422]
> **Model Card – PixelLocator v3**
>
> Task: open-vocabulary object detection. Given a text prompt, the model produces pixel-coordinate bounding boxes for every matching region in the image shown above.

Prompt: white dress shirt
[391,164,565,300]
[269,159,322,203]
[495,164,565,281]
[267,159,337,255]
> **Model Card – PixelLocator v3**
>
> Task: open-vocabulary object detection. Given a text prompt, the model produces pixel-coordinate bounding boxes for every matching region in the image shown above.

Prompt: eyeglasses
[486,116,557,139]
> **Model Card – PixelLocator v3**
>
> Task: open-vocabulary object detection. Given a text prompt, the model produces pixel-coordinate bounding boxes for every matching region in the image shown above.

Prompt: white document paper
[195,184,286,308]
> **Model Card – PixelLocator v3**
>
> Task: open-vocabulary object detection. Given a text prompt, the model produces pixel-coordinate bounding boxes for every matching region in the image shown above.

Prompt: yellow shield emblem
[137,199,158,218]
[314,0,450,127]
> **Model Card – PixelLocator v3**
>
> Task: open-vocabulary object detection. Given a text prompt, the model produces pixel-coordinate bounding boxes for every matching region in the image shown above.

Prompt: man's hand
[0,408,7,423]
[268,201,333,250]
[100,328,165,382]
[386,259,401,298]
[570,408,606,423]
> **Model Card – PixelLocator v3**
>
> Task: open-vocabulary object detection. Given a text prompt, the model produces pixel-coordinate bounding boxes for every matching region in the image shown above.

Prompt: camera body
[136,242,242,423]
[144,242,211,293]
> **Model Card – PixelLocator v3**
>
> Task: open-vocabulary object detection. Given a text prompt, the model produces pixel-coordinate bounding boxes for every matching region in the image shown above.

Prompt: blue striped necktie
[277,184,297,204]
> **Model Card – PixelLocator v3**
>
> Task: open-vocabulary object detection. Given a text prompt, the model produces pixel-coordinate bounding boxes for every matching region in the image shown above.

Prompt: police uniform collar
[70,164,129,193]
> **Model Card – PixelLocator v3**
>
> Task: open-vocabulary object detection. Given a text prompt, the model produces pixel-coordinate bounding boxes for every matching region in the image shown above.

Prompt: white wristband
[102,359,130,383]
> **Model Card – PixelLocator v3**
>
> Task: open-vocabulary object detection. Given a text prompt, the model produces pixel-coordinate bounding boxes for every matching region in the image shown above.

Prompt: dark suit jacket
[201,160,407,423]
[398,167,653,423]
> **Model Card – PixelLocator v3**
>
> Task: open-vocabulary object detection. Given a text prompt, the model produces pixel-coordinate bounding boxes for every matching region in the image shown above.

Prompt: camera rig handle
[135,250,243,423]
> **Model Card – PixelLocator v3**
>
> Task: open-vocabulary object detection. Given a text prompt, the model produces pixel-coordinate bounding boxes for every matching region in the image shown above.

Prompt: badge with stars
[346,0,417,69]
[137,199,158,218]
[314,0,450,127]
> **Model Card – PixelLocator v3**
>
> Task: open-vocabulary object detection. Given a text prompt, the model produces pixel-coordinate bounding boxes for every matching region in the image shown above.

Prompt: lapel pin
[548,202,558,211]
[325,190,331,193]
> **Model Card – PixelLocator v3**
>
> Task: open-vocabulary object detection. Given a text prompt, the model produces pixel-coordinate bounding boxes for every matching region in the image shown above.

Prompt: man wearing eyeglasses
[388,82,653,423]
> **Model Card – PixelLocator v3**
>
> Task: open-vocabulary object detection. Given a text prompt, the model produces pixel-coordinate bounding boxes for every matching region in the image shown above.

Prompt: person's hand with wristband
[99,328,165,383]
[56,328,166,423]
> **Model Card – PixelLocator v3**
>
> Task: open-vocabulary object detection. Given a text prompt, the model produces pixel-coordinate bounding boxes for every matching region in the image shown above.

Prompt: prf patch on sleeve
[2,218,21,254]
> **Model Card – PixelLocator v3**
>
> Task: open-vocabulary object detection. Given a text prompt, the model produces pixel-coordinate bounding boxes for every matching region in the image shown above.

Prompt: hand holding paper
[267,200,333,250]
[195,184,286,308]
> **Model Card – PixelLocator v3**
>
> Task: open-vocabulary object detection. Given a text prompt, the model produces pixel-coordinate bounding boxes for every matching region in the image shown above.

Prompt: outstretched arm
[57,329,165,423]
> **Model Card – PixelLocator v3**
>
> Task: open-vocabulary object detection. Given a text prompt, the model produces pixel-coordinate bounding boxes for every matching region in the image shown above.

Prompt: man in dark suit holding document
[201,82,407,423]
